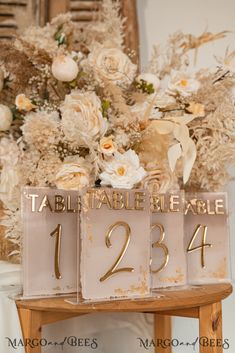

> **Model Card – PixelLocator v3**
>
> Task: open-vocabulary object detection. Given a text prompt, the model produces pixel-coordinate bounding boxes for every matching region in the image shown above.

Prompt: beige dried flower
[21,110,60,152]
[141,164,179,194]
[186,102,205,117]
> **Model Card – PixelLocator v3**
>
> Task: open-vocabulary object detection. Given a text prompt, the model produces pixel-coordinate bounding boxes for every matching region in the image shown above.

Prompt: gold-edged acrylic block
[22,187,79,297]
[80,187,151,301]
[185,192,231,284]
[151,191,187,288]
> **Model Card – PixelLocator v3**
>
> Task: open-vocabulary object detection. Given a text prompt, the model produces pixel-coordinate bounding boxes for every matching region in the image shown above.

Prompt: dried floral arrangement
[0,0,235,261]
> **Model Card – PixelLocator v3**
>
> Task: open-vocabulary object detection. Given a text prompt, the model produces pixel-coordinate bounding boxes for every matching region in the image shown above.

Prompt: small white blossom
[100,149,146,189]
[168,71,200,97]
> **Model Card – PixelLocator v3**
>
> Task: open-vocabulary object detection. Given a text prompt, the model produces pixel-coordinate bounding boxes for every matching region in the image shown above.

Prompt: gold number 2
[100,221,134,282]
[50,224,62,279]
[187,224,212,268]
[151,223,169,273]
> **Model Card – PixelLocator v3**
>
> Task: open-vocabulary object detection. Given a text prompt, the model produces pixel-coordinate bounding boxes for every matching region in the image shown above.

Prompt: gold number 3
[151,223,169,273]
[50,224,62,279]
[100,221,134,282]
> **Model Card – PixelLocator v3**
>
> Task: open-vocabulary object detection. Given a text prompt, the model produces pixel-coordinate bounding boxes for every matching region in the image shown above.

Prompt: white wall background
[137,0,235,352]
[43,2,235,353]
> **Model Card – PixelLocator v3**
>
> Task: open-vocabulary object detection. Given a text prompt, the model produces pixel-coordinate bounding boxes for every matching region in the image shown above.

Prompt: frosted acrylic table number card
[22,187,79,297]
[80,188,151,301]
[185,192,231,284]
[151,192,187,289]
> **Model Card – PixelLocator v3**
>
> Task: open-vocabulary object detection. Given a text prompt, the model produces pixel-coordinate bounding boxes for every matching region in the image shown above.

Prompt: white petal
[168,143,182,172]
[183,139,197,183]
[173,123,190,151]
[151,120,174,134]
[170,114,195,125]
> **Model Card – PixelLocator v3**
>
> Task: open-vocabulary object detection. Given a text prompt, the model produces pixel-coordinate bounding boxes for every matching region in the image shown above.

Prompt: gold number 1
[100,221,134,282]
[50,224,62,279]
[187,224,212,268]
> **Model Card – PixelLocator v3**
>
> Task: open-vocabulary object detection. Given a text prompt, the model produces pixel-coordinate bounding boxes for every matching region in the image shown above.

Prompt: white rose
[100,149,146,189]
[137,73,160,91]
[0,68,4,92]
[52,55,79,82]
[86,46,137,86]
[61,91,107,146]
[0,104,13,131]
[15,94,35,112]
[167,71,200,97]
[54,160,90,190]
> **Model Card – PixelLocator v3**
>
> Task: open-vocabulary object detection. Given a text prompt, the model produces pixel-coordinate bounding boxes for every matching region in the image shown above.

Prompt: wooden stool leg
[18,308,42,353]
[154,314,172,353]
[199,302,222,353]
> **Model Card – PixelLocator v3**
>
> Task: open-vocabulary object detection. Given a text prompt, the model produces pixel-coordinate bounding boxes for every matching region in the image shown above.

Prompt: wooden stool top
[16,283,232,314]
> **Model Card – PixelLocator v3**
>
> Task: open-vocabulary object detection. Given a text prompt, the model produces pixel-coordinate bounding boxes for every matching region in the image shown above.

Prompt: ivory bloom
[61,91,107,146]
[15,94,35,112]
[55,160,90,190]
[99,136,117,155]
[100,149,146,189]
[168,71,200,97]
[52,55,79,82]
[87,46,137,86]
[0,104,13,131]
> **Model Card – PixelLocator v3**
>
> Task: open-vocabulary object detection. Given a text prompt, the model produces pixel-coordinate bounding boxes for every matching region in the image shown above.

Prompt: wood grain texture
[0,0,39,40]
[154,315,172,353]
[16,284,232,353]
[18,308,42,353]
[199,302,223,353]
[45,0,140,62]
[16,284,232,313]
[121,0,139,64]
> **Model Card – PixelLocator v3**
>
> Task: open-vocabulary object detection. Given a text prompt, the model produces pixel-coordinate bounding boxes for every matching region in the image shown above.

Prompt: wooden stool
[16,283,232,353]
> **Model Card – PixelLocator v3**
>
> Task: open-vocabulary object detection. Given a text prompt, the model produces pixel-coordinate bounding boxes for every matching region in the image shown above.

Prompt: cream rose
[0,104,13,131]
[61,91,107,146]
[52,55,79,82]
[86,46,137,86]
[15,94,35,112]
[168,71,200,97]
[100,149,146,189]
[55,160,91,190]
[0,68,4,92]
[99,136,117,155]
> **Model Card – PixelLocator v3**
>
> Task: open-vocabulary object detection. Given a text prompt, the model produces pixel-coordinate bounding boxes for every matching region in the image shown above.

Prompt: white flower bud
[137,73,161,91]
[0,104,13,131]
[52,55,79,82]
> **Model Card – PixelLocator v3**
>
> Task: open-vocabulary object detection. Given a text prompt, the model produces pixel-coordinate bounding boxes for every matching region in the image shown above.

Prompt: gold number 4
[151,223,169,273]
[187,224,212,268]
[100,221,134,282]
[50,224,62,279]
